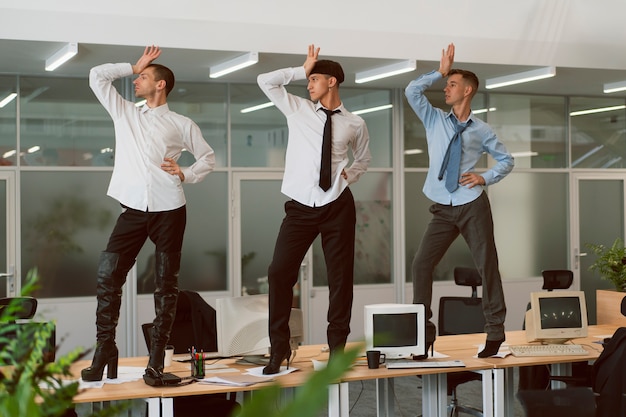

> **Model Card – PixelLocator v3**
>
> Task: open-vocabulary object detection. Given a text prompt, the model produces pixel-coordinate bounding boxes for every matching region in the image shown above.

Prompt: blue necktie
[319,108,339,191]
[438,119,472,193]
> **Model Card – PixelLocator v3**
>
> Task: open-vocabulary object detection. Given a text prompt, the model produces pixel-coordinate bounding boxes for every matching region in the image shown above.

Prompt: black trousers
[105,205,187,258]
[267,188,356,352]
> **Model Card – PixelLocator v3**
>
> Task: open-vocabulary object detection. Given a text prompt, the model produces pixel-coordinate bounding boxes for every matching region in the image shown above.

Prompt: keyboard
[386,360,465,369]
[509,344,588,357]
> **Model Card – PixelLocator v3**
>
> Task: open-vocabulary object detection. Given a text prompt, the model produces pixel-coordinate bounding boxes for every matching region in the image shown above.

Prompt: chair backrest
[143,290,218,354]
[516,387,596,417]
[0,297,38,322]
[438,268,486,336]
[541,269,573,291]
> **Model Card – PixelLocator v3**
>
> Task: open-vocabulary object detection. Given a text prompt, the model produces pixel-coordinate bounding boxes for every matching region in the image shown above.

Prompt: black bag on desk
[593,326,626,417]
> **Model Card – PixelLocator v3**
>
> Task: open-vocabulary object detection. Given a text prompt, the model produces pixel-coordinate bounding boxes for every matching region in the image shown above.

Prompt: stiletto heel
[263,348,293,375]
[81,342,118,381]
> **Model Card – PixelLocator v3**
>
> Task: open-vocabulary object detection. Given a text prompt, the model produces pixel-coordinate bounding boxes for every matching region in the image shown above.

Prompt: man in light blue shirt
[405,44,514,358]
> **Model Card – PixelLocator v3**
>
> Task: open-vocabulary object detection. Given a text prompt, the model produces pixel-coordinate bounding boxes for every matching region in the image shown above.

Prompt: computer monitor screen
[525,290,588,344]
[364,303,425,359]
[216,294,270,357]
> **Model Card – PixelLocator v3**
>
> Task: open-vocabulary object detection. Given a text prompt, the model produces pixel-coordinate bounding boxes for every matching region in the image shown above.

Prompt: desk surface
[71,325,618,403]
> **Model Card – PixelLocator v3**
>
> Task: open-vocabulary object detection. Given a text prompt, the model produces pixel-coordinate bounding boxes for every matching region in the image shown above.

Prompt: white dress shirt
[90,63,215,212]
[258,66,371,207]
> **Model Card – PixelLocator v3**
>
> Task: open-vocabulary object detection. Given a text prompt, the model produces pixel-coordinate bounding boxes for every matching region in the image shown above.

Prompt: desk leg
[492,368,513,417]
[480,369,494,417]
[550,362,571,389]
[145,398,161,417]
[161,397,173,417]
[375,378,395,417]
[328,383,347,417]
[421,374,440,417]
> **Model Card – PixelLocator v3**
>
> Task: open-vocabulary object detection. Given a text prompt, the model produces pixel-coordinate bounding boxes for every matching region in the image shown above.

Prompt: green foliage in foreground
[0,269,128,417]
[235,344,361,417]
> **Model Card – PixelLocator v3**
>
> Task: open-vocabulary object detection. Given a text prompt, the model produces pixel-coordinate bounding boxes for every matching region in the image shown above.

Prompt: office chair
[142,290,238,417]
[517,387,596,417]
[0,296,38,321]
[438,267,486,417]
[0,296,55,363]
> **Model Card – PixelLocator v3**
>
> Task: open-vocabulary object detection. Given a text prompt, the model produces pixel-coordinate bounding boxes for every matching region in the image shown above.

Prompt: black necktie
[438,119,472,193]
[319,108,339,191]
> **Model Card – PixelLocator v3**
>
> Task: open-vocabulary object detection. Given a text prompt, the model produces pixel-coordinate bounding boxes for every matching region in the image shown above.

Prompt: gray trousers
[412,191,506,342]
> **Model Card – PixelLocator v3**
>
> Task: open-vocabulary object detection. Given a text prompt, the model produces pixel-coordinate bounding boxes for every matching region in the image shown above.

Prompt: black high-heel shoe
[263,349,293,375]
[412,340,434,361]
[478,338,505,358]
[81,342,118,381]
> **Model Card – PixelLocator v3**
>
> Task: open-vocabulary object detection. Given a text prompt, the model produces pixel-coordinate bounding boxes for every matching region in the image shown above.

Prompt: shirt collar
[315,102,343,113]
[447,109,474,125]
[140,103,170,116]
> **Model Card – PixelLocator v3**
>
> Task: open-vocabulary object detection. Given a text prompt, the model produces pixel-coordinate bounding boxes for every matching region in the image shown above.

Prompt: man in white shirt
[81,46,215,383]
[257,44,371,374]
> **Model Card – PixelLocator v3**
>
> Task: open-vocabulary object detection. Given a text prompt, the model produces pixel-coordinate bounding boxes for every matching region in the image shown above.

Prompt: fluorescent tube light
[485,66,556,89]
[603,80,626,94]
[0,93,17,108]
[570,105,626,116]
[355,60,416,84]
[210,52,258,78]
[510,151,538,158]
[352,104,393,115]
[404,149,424,155]
[473,107,496,115]
[241,101,275,113]
[45,42,78,71]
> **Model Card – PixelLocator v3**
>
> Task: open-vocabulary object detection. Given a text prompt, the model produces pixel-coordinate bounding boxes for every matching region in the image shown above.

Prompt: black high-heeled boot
[82,252,132,381]
[412,340,434,361]
[81,341,119,381]
[263,348,293,375]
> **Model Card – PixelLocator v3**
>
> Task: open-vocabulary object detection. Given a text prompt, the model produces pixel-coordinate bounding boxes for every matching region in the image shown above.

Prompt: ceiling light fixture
[45,42,78,71]
[485,66,556,89]
[603,80,626,94]
[570,105,626,117]
[355,60,416,84]
[0,92,17,108]
[473,107,496,115]
[210,52,259,79]
[352,104,393,115]
[240,101,275,113]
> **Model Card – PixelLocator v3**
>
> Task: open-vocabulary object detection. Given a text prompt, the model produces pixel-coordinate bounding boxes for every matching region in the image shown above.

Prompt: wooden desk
[474,325,615,417]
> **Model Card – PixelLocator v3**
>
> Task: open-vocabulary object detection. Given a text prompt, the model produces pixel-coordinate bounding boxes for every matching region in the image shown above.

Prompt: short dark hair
[147,64,175,96]
[449,69,479,97]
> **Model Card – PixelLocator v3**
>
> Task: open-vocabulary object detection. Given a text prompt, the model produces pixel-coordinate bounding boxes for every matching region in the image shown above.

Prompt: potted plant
[0,269,126,417]
[587,238,626,291]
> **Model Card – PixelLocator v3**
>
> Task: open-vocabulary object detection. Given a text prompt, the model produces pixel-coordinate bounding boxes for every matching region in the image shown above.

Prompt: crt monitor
[216,294,271,357]
[364,303,425,359]
[524,290,589,344]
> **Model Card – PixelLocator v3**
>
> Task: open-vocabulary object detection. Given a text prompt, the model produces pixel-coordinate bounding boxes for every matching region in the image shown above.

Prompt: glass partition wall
[2,70,624,298]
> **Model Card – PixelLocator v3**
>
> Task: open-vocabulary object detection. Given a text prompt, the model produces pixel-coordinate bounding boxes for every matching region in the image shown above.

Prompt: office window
[136,172,229,294]
[20,171,119,297]
[313,172,393,286]
[168,82,228,168]
[19,76,114,167]
[488,94,567,168]
[570,97,626,169]
[0,75,18,166]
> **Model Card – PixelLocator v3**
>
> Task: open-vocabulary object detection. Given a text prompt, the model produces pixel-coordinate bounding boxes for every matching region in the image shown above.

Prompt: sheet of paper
[245,365,298,377]
[198,373,275,387]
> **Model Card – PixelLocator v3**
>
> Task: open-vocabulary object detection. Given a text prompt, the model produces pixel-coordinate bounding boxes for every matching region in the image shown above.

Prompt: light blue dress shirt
[405,70,514,206]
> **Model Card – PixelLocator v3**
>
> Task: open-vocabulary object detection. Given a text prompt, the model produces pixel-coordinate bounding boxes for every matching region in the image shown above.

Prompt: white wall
[1,0,625,70]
